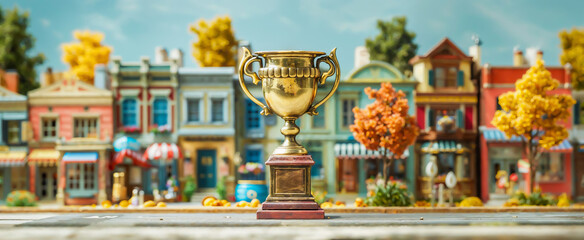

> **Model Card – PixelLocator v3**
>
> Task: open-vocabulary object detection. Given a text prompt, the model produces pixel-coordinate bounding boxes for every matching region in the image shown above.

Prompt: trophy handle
[238,47,272,115]
[308,48,340,116]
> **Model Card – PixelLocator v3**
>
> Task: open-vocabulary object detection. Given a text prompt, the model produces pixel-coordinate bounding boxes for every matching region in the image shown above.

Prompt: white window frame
[40,114,59,141]
[72,114,100,139]
[182,92,204,125]
[119,89,141,129]
[340,97,357,129]
[207,92,228,124]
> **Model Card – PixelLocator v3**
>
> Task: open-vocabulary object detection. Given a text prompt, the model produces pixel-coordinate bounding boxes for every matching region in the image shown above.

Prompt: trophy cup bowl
[238,47,340,155]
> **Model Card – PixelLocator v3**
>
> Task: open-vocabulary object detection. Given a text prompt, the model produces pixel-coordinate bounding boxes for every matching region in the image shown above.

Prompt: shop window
[538,153,564,182]
[311,151,324,178]
[153,98,168,126]
[4,120,21,145]
[186,98,202,123]
[341,99,356,128]
[245,99,262,130]
[312,105,326,128]
[66,163,97,196]
[122,98,138,127]
[392,158,406,180]
[242,147,265,181]
[211,98,225,123]
[435,109,457,132]
[41,117,58,140]
[437,153,455,176]
[73,117,99,138]
[10,167,27,190]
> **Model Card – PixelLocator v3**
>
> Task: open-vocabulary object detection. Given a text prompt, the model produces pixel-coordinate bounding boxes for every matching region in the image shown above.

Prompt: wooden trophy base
[256,155,324,220]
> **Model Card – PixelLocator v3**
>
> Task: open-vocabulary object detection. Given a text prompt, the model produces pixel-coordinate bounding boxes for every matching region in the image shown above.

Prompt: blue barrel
[235,180,268,202]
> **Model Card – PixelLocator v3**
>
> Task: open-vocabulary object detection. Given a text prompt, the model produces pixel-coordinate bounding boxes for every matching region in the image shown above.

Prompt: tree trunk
[382,156,395,187]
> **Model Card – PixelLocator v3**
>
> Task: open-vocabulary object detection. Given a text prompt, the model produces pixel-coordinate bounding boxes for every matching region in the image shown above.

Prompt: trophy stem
[272,118,307,155]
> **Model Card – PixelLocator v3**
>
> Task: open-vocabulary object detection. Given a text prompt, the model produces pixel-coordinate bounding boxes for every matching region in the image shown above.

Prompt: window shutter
[575,100,581,124]
[416,107,425,129]
[428,70,435,87]
[456,109,464,129]
[428,109,435,128]
[457,70,464,87]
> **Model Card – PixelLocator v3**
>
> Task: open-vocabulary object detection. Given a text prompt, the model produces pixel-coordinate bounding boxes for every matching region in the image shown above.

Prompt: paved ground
[0,212,583,239]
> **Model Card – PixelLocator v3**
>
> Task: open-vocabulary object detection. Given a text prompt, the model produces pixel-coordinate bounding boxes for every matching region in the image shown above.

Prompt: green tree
[366,16,418,73]
[0,6,45,94]
[559,28,584,89]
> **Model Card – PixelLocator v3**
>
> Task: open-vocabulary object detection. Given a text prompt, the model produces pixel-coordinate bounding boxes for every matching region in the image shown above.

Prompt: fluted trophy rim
[255,50,326,56]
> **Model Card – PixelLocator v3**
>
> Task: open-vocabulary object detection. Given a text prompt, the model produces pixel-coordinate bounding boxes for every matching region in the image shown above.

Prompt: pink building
[28,78,113,205]
[479,50,573,201]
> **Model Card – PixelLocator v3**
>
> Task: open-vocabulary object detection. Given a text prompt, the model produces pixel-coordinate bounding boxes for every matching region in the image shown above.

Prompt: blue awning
[62,152,98,163]
[113,136,141,152]
[482,128,572,153]
[421,141,468,153]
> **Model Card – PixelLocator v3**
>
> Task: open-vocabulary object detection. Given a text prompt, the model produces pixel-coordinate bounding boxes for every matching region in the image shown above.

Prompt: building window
[538,153,564,182]
[67,163,97,192]
[435,66,457,88]
[187,98,201,123]
[152,76,171,81]
[5,120,21,145]
[435,109,457,132]
[122,99,138,127]
[41,117,58,140]
[242,147,265,181]
[312,106,326,128]
[342,99,356,128]
[153,98,168,126]
[496,97,502,111]
[245,99,262,129]
[73,117,99,138]
[211,98,225,123]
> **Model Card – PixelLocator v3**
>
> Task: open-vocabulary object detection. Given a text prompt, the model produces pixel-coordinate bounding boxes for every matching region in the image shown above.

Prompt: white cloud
[40,18,51,27]
[84,13,127,41]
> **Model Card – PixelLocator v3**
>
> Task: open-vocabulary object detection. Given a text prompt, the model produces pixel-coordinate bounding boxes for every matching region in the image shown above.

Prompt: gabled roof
[28,79,112,106]
[0,85,26,102]
[409,37,473,64]
[345,61,412,83]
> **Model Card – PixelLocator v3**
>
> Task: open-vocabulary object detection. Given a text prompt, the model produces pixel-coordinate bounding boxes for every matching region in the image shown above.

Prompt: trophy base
[257,201,324,219]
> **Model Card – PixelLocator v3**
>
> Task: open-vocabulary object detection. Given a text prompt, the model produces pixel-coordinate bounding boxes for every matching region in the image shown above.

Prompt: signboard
[518,159,530,173]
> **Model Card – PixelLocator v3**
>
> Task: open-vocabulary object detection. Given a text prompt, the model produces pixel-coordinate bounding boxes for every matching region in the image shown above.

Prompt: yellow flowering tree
[62,30,112,84]
[189,16,237,67]
[559,28,584,90]
[492,60,575,192]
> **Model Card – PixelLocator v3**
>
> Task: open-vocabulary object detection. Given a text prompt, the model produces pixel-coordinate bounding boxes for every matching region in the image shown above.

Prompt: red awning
[144,142,183,161]
[112,149,152,169]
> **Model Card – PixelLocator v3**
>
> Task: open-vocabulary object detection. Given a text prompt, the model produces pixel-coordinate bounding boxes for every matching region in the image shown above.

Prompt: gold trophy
[238,47,340,219]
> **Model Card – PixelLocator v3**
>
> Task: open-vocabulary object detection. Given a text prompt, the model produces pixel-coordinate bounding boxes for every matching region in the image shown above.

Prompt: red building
[479,50,573,201]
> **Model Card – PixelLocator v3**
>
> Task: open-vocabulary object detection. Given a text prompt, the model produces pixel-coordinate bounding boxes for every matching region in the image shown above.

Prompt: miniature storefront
[111,136,152,201]
[27,149,59,200]
[144,142,182,200]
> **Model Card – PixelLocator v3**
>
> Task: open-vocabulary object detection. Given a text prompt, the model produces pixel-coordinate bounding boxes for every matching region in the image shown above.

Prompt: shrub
[6,190,37,207]
[557,193,570,207]
[365,182,412,207]
[312,190,327,205]
[459,197,483,207]
[515,191,555,206]
[216,176,226,200]
[181,175,197,202]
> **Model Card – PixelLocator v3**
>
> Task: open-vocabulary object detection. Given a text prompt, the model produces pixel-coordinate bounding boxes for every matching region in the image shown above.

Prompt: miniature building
[0,70,29,202]
[480,51,574,201]
[409,38,480,199]
[27,78,113,205]
[329,60,417,195]
[572,89,584,201]
[110,53,183,200]
[177,66,236,197]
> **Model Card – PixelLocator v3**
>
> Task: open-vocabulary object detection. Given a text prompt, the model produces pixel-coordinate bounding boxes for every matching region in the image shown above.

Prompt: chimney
[94,64,108,89]
[354,46,370,69]
[3,70,19,93]
[536,50,543,62]
[154,46,168,64]
[525,47,540,66]
[169,49,184,67]
[469,35,482,72]
[513,49,525,67]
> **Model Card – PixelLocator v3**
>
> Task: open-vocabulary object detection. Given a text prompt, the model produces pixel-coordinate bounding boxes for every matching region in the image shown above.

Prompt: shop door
[197,150,216,188]
[342,159,358,192]
[490,158,518,193]
[574,152,584,200]
[39,166,57,200]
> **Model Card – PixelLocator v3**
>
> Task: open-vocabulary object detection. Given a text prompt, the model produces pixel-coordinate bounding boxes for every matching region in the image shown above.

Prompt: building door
[39,166,57,200]
[197,150,216,188]
[574,151,584,201]
[341,159,358,192]
[490,158,518,194]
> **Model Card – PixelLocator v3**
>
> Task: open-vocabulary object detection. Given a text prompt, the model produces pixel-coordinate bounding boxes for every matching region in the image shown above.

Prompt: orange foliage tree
[350,82,419,186]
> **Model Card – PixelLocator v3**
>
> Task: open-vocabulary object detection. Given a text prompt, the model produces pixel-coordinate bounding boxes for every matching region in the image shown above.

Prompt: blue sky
[4,0,584,78]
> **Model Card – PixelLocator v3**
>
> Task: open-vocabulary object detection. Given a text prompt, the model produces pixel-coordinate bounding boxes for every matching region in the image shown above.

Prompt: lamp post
[445,171,457,207]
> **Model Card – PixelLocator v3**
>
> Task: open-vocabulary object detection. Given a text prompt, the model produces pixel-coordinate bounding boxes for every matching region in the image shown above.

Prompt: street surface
[0,212,583,239]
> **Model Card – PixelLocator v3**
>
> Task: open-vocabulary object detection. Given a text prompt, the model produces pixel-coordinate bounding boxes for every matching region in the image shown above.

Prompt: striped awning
[421,141,468,154]
[334,143,409,159]
[144,142,183,161]
[482,128,572,153]
[112,149,151,169]
[62,152,98,163]
[0,151,27,167]
[28,149,59,166]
